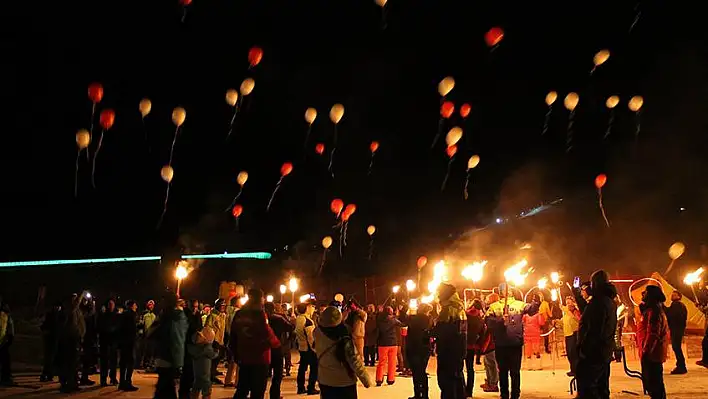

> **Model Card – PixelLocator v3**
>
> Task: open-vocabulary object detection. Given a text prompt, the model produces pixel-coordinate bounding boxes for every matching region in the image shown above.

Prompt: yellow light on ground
[406,279,416,292]
[421,294,435,304]
[409,298,418,311]
[175,263,189,280]
[684,267,704,285]
[239,295,249,306]
[279,284,287,294]
[504,259,531,286]
[392,285,401,294]
[461,260,487,282]
[538,277,548,289]
[550,272,560,284]
[299,294,311,303]
[266,295,274,303]
[289,278,299,293]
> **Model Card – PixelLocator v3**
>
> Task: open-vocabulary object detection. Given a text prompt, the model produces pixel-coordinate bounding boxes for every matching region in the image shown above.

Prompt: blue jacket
[151,309,188,368]
[485,298,536,348]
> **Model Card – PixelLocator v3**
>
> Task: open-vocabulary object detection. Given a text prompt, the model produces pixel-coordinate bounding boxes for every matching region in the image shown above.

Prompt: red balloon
[330,199,344,215]
[441,101,455,119]
[248,46,263,67]
[446,144,457,158]
[315,143,325,155]
[180,0,192,6]
[460,103,471,118]
[485,27,504,47]
[88,82,103,104]
[343,204,357,218]
[417,256,428,269]
[595,174,607,189]
[370,141,380,153]
[280,162,293,177]
[232,204,243,218]
[99,109,115,130]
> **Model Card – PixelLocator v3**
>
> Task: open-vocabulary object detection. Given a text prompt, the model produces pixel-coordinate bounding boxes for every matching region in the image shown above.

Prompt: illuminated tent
[629,272,706,334]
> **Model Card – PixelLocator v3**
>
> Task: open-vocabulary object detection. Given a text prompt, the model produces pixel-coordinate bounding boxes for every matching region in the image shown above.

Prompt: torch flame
[550,272,560,284]
[504,259,532,286]
[684,267,704,285]
[537,277,548,289]
[461,260,487,282]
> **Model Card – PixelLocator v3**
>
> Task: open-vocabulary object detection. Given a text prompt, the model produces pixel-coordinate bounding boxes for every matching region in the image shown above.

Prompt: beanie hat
[319,306,343,328]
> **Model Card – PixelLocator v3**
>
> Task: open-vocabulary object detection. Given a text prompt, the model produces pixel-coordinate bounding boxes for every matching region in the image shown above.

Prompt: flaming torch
[684,267,704,303]
[503,259,532,315]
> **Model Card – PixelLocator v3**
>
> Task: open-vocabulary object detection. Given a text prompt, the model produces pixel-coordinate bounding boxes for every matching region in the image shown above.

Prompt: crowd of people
[0,269,707,399]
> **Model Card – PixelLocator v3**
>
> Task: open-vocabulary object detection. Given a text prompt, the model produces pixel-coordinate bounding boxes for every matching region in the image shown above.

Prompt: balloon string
[343,221,349,246]
[319,249,328,276]
[664,259,676,277]
[142,118,151,154]
[565,110,575,153]
[225,187,243,212]
[181,6,188,23]
[74,149,81,198]
[380,5,388,30]
[634,110,642,141]
[168,126,180,166]
[541,106,552,135]
[226,106,239,141]
[589,66,596,76]
[89,103,96,139]
[303,124,313,152]
[234,217,240,233]
[156,182,172,230]
[463,170,471,200]
[339,224,345,258]
[431,118,444,148]
[604,111,615,139]
[368,238,374,261]
[598,188,611,228]
[441,156,454,191]
[328,125,338,178]
[368,153,376,176]
[266,177,284,212]
[91,129,105,188]
[629,3,641,33]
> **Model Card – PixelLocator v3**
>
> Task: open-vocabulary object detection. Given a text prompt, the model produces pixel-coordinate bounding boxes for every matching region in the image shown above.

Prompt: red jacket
[229,305,280,365]
[636,306,669,363]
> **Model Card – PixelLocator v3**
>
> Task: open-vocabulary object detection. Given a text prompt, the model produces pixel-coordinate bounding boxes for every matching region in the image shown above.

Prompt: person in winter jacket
[435,283,467,399]
[151,294,189,399]
[376,306,402,385]
[480,293,499,393]
[224,297,240,388]
[58,293,85,393]
[40,301,62,382]
[486,284,535,399]
[0,301,15,386]
[363,304,378,366]
[180,299,204,399]
[665,290,687,374]
[576,270,618,399]
[562,297,581,377]
[266,302,294,399]
[205,298,227,385]
[136,299,157,370]
[97,298,120,386]
[522,295,545,370]
[78,298,97,386]
[313,306,373,399]
[638,286,670,399]
[118,300,139,391]
[230,288,280,399]
[344,299,367,359]
[188,324,218,399]
[294,302,318,394]
[406,303,433,399]
[465,299,484,398]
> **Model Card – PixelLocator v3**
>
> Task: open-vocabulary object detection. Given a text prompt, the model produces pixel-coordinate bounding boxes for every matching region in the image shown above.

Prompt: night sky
[3,1,708,281]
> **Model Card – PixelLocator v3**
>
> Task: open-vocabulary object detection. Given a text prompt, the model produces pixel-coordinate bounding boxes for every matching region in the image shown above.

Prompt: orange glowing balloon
[370,141,380,153]
[595,174,607,189]
[417,256,428,269]
[88,83,103,103]
[446,144,457,158]
[248,46,263,67]
[460,103,471,118]
[232,204,243,218]
[441,101,455,119]
[280,162,293,177]
[330,199,344,215]
[343,204,357,218]
[180,0,192,5]
[99,109,115,130]
[315,143,325,155]
[485,27,504,47]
